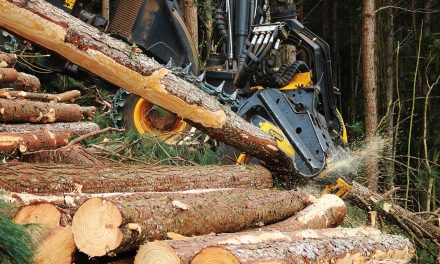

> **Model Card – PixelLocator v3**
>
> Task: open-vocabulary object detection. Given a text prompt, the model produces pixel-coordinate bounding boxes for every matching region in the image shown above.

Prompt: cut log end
[191,247,240,264]
[34,225,76,264]
[134,242,180,264]
[13,203,61,229]
[72,198,123,257]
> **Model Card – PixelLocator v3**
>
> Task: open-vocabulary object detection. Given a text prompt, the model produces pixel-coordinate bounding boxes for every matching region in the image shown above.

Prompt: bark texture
[135,227,381,264]
[0,131,70,154]
[21,145,104,165]
[350,181,440,241]
[11,72,41,92]
[0,89,81,102]
[0,67,18,83]
[0,51,16,67]
[0,121,100,136]
[0,98,84,123]
[262,194,347,231]
[0,163,272,194]
[362,0,379,191]
[72,189,310,256]
[191,234,414,264]
[178,0,198,53]
[0,0,291,170]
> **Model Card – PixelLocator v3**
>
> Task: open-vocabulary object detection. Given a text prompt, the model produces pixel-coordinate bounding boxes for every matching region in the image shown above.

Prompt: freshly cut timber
[0,89,81,102]
[0,98,85,123]
[135,227,380,264]
[0,51,17,67]
[190,234,414,264]
[350,181,440,241]
[11,72,41,92]
[72,189,310,257]
[0,0,292,169]
[22,145,104,165]
[0,121,100,136]
[0,131,70,154]
[262,194,347,231]
[0,68,18,83]
[0,163,273,194]
[13,203,61,229]
[34,226,76,264]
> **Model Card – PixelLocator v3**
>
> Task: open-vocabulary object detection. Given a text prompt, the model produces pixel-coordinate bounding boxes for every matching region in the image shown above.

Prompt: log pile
[0,50,100,158]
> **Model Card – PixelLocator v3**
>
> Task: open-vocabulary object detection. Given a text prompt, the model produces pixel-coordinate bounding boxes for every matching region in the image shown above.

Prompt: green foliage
[0,198,34,264]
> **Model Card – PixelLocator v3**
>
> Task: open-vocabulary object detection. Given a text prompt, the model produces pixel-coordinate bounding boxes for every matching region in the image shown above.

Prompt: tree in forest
[179,0,199,54]
[362,0,379,191]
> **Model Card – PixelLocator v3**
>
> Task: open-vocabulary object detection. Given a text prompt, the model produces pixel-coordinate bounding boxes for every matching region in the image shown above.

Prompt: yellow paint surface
[0,1,226,128]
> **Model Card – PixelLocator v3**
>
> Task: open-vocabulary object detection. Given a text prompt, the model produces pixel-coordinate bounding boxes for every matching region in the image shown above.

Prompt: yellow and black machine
[31,0,350,193]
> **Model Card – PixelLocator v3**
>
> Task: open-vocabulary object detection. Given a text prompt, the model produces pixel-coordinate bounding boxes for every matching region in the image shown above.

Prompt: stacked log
[0,51,17,67]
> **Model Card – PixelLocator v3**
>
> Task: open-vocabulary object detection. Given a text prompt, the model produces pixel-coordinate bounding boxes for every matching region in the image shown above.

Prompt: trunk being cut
[0,67,18,83]
[0,162,272,194]
[0,131,70,155]
[135,227,376,264]
[0,0,291,170]
[72,189,310,257]
[0,98,84,123]
[22,145,104,165]
[0,121,100,136]
[0,89,81,102]
[11,72,41,92]
[0,52,16,67]
[190,234,414,264]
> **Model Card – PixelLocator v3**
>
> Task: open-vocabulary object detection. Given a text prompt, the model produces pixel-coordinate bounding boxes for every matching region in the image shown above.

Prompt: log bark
[0,98,84,123]
[0,0,291,170]
[0,162,273,194]
[262,194,347,231]
[11,72,41,92]
[350,181,440,242]
[0,51,17,67]
[189,234,414,264]
[0,67,18,83]
[0,89,81,102]
[0,121,100,136]
[21,145,104,165]
[178,0,198,54]
[0,131,70,155]
[135,227,377,264]
[72,189,310,257]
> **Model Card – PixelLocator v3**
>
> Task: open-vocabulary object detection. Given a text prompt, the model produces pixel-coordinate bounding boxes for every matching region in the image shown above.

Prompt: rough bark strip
[0,121,100,136]
[72,189,310,256]
[21,145,104,165]
[0,51,17,68]
[0,131,70,154]
[0,162,273,194]
[0,67,18,83]
[0,0,291,170]
[0,98,84,123]
[0,89,81,102]
[11,72,41,92]
[135,227,382,264]
[191,234,414,264]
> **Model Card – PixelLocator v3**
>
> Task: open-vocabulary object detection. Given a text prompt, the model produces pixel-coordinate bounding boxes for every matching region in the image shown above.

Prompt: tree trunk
[178,0,198,54]
[11,72,41,92]
[101,0,110,20]
[262,194,346,231]
[0,89,81,102]
[384,0,395,190]
[190,234,414,264]
[0,51,16,68]
[0,98,85,123]
[135,227,384,264]
[0,0,291,170]
[0,121,100,136]
[0,162,273,194]
[362,0,379,191]
[21,145,104,165]
[349,181,440,241]
[72,189,310,257]
[0,131,70,155]
[0,67,18,83]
